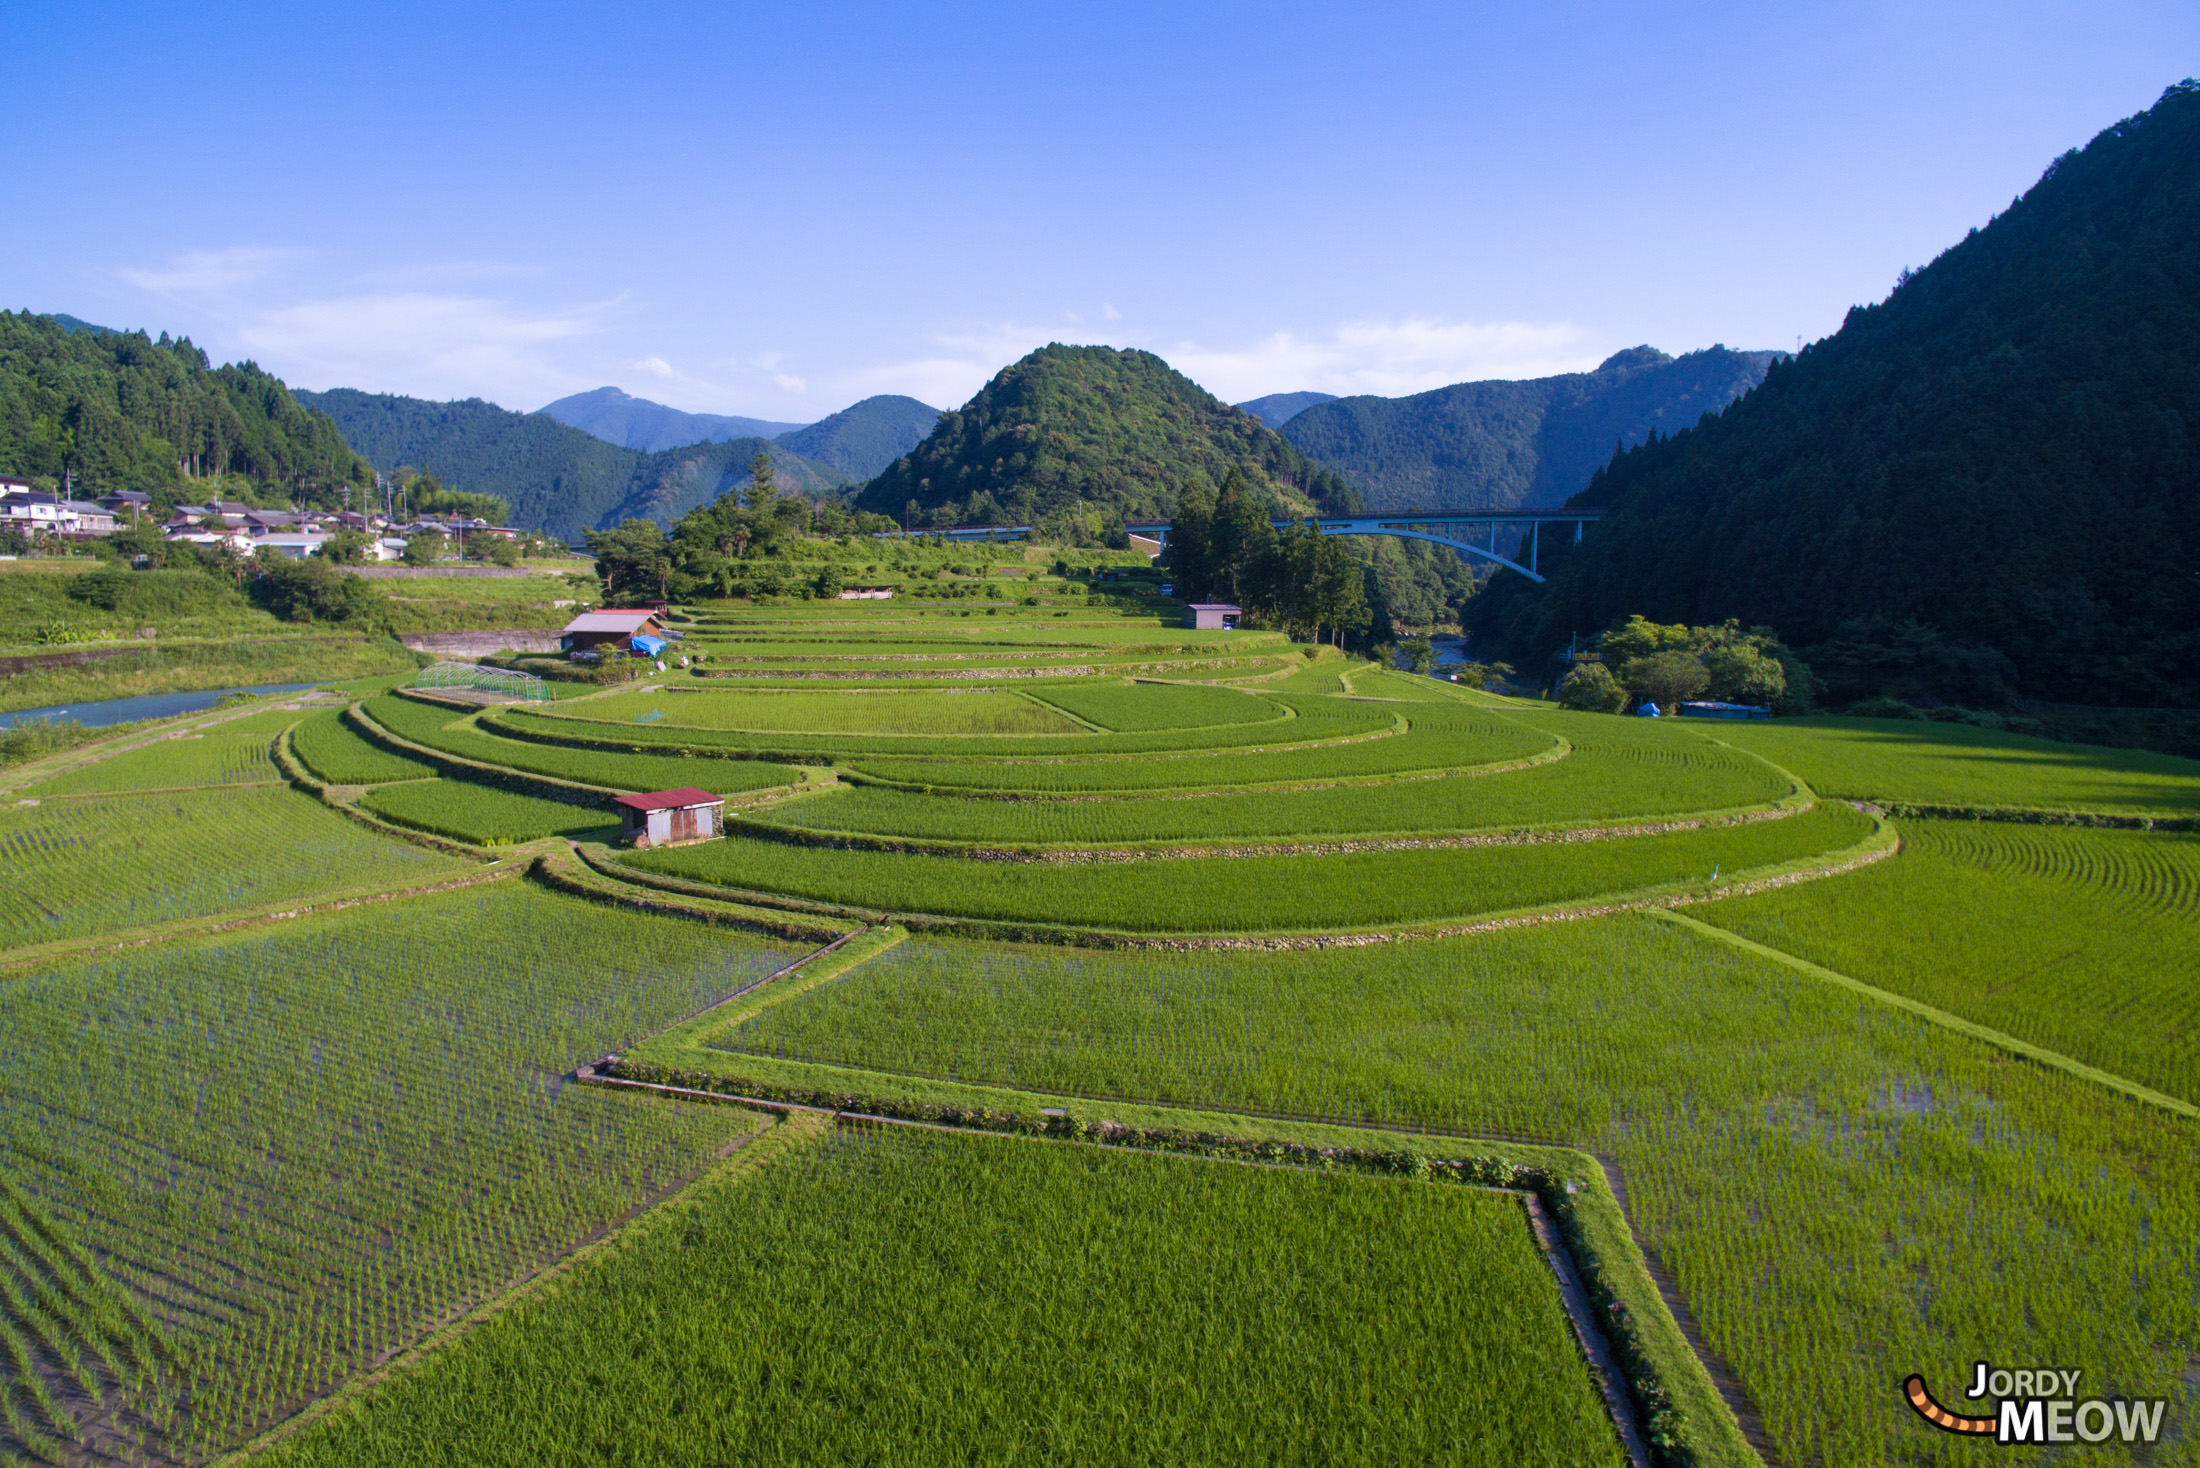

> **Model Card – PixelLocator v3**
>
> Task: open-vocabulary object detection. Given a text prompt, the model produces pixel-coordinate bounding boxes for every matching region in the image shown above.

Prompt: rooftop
[612,788,723,812]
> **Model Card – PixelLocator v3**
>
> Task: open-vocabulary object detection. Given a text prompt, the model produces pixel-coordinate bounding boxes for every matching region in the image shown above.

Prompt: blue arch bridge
[924,509,1601,583]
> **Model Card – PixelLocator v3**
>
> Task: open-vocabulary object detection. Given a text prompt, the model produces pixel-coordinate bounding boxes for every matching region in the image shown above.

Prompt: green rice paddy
[4,589,2196,1468]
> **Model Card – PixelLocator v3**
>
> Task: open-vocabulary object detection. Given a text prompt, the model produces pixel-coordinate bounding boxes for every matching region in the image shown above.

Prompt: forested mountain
[298,388,844,540]
[1278,346,1777,512]
[854,344,1361,530]
[535,386,805,452]
[1236,390,1337,429]
[776,395,940,480]
[48,314,117,337]
[1469,80,2200,707]
[0,311,367,497]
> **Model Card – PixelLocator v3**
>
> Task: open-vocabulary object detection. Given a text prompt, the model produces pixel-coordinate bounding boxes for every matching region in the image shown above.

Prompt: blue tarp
[630,633,667,656]
[1636,702,1661,718]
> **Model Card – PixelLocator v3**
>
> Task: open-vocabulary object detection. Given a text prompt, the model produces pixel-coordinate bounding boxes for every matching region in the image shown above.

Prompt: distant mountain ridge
[1277,346,1779,513]
[536,386,804,453]
[1468,80,2200,706]
[538,385,940,482]
[1235,390,1338,429]
[296,388,844,540]
[776,395,941,480]
[854,344,1361,528]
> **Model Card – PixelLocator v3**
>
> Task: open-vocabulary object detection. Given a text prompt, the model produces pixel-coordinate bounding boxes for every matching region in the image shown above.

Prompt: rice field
[360,696,801,796]
[0,787,469,947]
[0,882,792,1462]
[262,1121,1623,1468]
[770,724,1791,845]
[15,709,301,796]
[1703,715,2200,817]
[632,801,1874,931]
[567,687,1086,735]
[14,593,2200,1468]
[497,689,1396,760]
[291,708,437,785]
[703,917,2200,1468]
[1700,818,2200,1103]
[361,779,620,845]
[850,701,1560,792]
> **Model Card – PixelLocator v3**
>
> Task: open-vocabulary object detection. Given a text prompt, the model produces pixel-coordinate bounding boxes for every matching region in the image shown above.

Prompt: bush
[249,554,383,624]
[1558,662,1628,713]
[1845,695,1923,720]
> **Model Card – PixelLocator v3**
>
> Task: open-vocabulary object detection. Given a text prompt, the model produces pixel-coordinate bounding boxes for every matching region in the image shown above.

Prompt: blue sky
[5,2,2192,421]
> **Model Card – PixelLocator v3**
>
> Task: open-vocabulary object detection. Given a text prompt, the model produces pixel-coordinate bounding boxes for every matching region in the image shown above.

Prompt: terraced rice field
[0,883,790,1462]
[360,695,802,796]
[263,1121,1619,1467]
[0,786,467,947]
[292,707,437,784]
[15,708,301,796]
[1701,818,2200,1103]
[8,589,2199,1468]
[1705,715,2200,817]
[569,687,1086,735]
[361,779,620,845]
[635,802,1873,931]
[703,917,2200,1468]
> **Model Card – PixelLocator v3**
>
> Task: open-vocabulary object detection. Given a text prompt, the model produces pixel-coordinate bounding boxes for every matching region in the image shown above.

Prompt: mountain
[536,386,807,452]
[1277,346,1778,513]
[297,388,845,541]
[775,394,940,480]
[1468,80,2200,707]
[1,311,366,495]
[854,344,1361,527]
[1236,390,1338,429]
[47,313,117,337]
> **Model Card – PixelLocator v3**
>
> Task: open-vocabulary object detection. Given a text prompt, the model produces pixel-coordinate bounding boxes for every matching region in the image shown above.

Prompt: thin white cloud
[120,247,300,295]
[828,314,1604,414]
[235,291,606,406]
[1161,318,1603,402]
[634,355,676,379]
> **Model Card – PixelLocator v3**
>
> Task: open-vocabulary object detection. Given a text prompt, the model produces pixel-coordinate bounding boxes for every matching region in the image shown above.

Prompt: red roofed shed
[613,787,724,848]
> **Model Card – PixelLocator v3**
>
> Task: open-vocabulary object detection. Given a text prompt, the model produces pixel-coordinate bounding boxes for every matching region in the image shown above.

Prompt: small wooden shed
[614,788,725,848]
[559,609,665,656]
[1182,603,1242,630]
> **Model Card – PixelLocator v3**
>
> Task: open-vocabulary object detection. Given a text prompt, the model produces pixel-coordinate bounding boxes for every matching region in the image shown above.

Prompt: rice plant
[632,801,1873,930]
[0,882,795,1463]
[711,917,2200,1468]
[1701,818,2200,1102]
[0,787,469,947]
[261,1123,1623,1468]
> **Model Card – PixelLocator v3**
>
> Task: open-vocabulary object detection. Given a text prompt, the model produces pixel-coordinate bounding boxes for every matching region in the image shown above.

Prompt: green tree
[1558,661,1628,713]
[1621,648,1710,709]
[1704,644,1787,706]
[586,519,672,605]
[320,529,372,565]
[400,528,446,566]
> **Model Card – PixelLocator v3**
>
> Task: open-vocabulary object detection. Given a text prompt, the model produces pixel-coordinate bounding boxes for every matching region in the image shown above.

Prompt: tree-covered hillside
[1278,346,1777,512]
[776,395,941,480]
[855,344,1361,530]
[0,312,368,498]
[298,388,844,541]
[1470,80,2200,707]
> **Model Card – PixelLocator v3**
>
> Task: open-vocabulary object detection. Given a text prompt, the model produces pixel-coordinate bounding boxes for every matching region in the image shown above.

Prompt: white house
[252,534,330,560]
